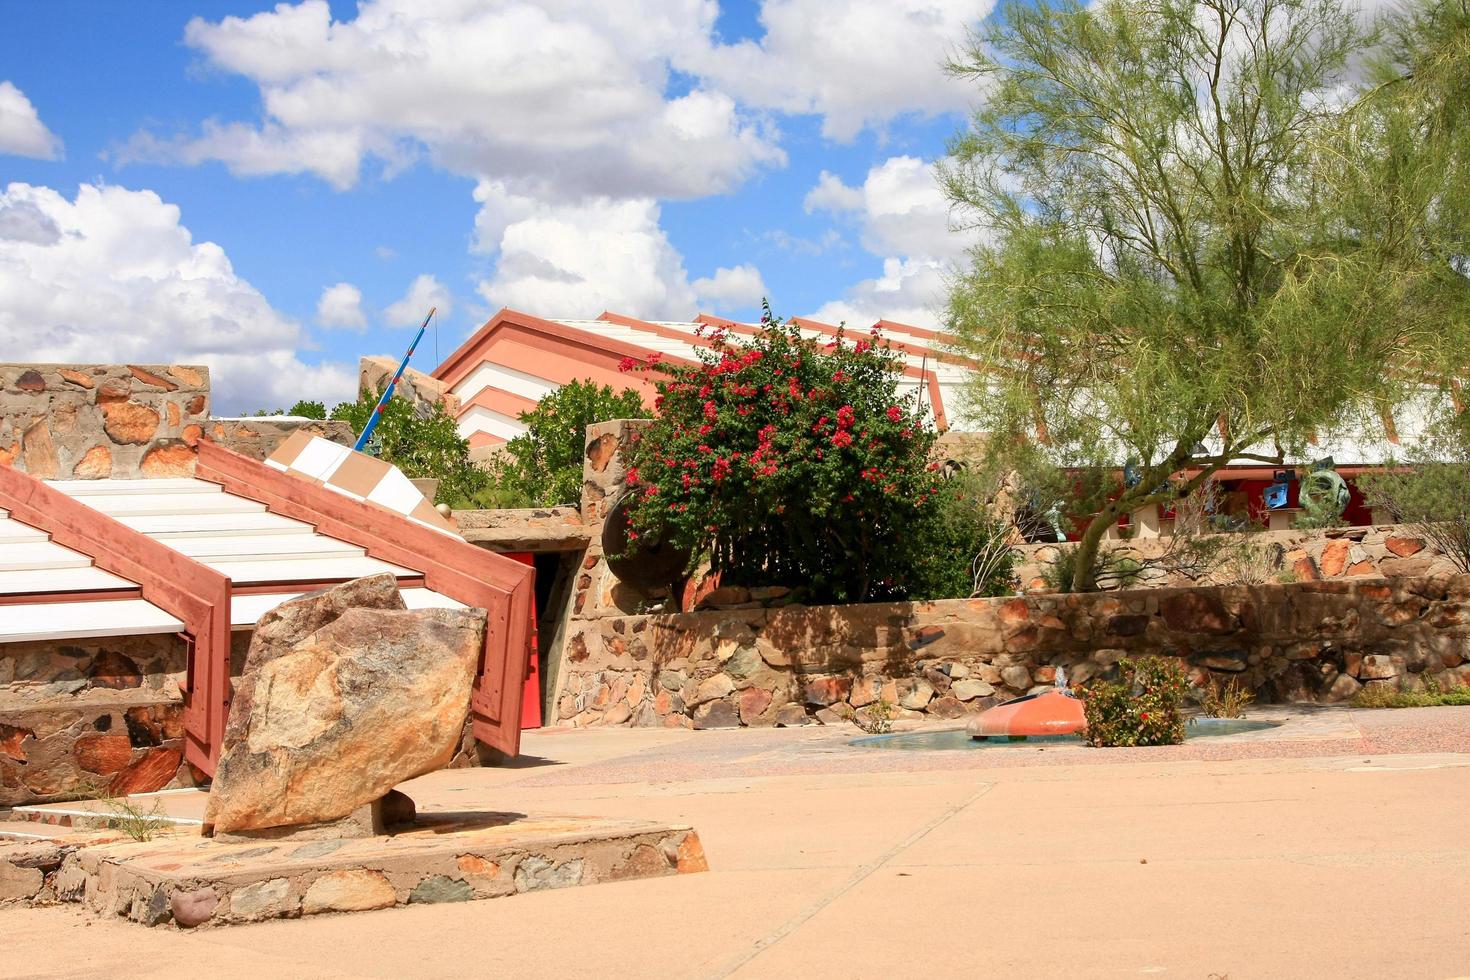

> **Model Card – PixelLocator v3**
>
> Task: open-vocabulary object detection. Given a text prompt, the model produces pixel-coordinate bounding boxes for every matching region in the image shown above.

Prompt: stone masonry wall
[0,364,211,480]
[0,633,206,807]
[0,363,352,480]
[555,576,1470,729]
[551,419,1470,729]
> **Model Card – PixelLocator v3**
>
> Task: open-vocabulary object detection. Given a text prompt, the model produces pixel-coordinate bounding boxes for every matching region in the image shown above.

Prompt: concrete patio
[5,705,1470,979]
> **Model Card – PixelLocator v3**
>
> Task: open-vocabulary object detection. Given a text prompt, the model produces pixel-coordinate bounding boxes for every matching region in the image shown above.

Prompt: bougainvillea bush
[620,308,959,604]
[1079,656,1189,747]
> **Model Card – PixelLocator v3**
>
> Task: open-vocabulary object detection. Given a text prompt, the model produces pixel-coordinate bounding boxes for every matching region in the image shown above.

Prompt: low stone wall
[455,507,589,552]
[554,575,1470,729]
[0,633,213,806]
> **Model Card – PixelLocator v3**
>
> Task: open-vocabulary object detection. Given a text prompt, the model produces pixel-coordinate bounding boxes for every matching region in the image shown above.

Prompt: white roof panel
[0,600,184,643]
[230,586,467,629]
[0,565,136,595]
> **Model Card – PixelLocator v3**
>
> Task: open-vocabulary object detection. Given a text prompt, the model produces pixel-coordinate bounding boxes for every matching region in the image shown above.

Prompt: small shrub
[1079,656,1189,746]
[856,697,896,734]
[903,470,1016,599]
[1350,684,1470,708]
[491,380,650,507]
[1198,678,1255,718]
[1042,544,1141,593]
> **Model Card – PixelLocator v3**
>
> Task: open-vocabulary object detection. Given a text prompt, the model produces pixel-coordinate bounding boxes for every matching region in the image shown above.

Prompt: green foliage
[1351,684,1470,708]
[1079,656,1189,746]
[622,306,943,604]
[1359,414,1470,573]
[491,379,649,507]
[285,399,327,420]
[1042,544,1141,593]
[903,470,1017,599]
[1198,678,1256,718]
[941,0,1469,591]
[331,390,485,504]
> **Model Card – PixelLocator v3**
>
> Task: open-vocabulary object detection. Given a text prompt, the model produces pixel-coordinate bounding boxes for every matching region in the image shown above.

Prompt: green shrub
[622,305,943,604]
[491,380,648,507]
[1079,656,1189,747]
[903,470,1017,599]
[1042,544,1141,593]
[1198,678,1255,718]
[1351,684,1470,708]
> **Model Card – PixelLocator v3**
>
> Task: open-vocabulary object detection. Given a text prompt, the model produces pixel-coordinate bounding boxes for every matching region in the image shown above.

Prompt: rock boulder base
[203,575,486,836]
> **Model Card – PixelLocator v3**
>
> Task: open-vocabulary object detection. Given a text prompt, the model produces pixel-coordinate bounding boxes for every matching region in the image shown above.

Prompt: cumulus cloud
[0,81,63,160]
[129,0,782,200]
[316,281,366,330]
[690,0,992,141]
[805,156,975,328]
[692,264,769,312]
[384,273,452,327]
[473,181,697,319]
[0,182,354,412]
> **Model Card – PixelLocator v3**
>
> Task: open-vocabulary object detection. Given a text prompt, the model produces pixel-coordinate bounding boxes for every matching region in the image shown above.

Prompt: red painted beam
[194,440,537,757]
[0,465,232,774]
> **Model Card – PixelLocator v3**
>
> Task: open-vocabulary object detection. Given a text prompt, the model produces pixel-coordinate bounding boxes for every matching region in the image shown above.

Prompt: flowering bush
[1079,656,1189,747]
[620,306,945,604]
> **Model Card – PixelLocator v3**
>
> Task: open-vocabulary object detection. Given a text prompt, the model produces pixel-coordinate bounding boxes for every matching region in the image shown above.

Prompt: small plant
[1041,544,1141,593]
[1198,678,1255,718]
[856,697,896,734]
[1079,656,1189,747]
[105,797,170,841]
[1350,684,1470,709]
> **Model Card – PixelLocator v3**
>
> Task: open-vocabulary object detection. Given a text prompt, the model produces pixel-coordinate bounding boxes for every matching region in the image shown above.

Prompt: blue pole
[353,306,436,453]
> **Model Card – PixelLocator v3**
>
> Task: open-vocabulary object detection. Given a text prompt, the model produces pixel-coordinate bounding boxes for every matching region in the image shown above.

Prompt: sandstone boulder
[203,576,486,835]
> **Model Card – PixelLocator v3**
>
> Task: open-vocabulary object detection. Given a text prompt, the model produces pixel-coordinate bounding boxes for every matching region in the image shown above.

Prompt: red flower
[703,400,718,422]
[836,405,855,429]
[886,405,902,423]
[832,431,853,448]
[618,356,639,372]
[1139,712,1150,721]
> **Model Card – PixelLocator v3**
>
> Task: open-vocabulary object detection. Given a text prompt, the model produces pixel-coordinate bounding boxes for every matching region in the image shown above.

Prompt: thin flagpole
[353,306,436,453]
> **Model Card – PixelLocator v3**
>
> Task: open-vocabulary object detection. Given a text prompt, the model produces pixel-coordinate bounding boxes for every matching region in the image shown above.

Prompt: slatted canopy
[0,440,536,773]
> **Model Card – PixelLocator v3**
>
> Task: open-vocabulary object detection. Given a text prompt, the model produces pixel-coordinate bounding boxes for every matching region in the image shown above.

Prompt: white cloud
[811,257,949,329]
[0,182,354,413]
[692,264,769,312]
[0,81,62,160]
[473,181,697,319]
[316,281,366,330]
[805,156,975,328]
[134,0,783,200]
[689,0,992,141]
[384,273,452,327]
[805,156,968,260]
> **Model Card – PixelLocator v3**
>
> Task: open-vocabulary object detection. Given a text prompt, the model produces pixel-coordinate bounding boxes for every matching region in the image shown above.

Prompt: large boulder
[203,576,486,835]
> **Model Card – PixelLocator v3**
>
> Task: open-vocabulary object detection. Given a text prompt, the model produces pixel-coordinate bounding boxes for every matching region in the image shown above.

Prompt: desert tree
[941,0,1467,590]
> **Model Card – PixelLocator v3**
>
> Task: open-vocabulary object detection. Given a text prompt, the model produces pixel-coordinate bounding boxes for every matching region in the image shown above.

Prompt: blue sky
[0,1,994,411]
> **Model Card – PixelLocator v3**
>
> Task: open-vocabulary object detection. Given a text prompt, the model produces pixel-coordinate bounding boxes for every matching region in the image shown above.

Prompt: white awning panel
[0,600,184,643]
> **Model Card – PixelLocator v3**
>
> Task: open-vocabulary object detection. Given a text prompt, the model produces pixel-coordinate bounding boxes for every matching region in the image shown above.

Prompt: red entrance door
[506,552,542,729]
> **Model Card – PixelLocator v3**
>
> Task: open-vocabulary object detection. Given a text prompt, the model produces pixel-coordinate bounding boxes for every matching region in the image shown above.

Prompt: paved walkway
[5,706,1470,979]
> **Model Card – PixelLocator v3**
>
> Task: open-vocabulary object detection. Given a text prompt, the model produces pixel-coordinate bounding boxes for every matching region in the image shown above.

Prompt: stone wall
[0,633,209,806]
[547,420,1470,729]
[0,364,211,480]
[0,363,352,480]
[554,575,1470,729]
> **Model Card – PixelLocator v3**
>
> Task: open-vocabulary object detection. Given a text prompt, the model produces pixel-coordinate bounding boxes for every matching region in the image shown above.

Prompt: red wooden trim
[194,440,536,757]
[0,588,144,606]
[597,310,710,345]
[0,466,231,774]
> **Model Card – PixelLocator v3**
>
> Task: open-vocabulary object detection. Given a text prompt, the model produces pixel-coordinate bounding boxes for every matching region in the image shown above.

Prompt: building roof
[432,308,971,447]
